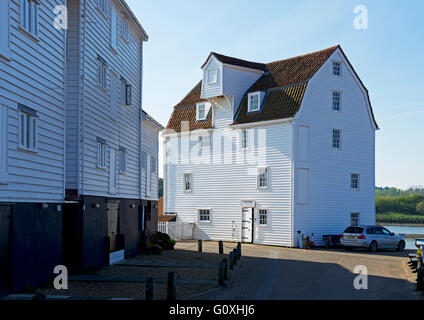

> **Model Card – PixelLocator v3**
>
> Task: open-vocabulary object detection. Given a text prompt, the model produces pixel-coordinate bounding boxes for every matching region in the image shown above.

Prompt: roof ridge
[266,45,339,65]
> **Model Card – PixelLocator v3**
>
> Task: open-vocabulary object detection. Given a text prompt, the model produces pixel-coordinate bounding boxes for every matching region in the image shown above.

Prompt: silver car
[341,225,405,252]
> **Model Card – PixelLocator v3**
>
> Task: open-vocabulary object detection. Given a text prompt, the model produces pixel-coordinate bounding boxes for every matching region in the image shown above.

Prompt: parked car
[341,226,405,252]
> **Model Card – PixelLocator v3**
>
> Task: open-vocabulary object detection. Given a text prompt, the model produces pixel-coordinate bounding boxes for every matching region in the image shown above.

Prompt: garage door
[0,205,11,292]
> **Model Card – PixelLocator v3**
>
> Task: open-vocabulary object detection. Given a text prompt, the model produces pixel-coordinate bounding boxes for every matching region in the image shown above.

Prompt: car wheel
[397,240,405,252]
[369,241,378,252]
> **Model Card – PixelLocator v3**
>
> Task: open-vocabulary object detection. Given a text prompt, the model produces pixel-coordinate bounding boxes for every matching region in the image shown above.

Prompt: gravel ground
[39,241,240,300]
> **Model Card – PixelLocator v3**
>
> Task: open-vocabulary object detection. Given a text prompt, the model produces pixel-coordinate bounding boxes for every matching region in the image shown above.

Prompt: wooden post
[146,277,154,300]
[219,240,223,254]
[237,242,241,259]
[229,252,235,270]
[232,249,237,265]
[198,240,202,252]
[218,261,225,286]
[222,258,228,280]
[167,272,177,301]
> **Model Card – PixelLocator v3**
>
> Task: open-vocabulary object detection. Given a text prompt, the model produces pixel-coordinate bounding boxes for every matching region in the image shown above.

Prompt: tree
[158,178,163,198]
[417,200,424,215]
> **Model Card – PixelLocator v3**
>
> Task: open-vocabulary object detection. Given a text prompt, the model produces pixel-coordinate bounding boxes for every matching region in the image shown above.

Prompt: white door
[242,208,253,243]
[109,148,116,194]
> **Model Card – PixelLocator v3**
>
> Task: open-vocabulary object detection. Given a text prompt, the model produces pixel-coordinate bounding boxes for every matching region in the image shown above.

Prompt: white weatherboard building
[163,46,378,247]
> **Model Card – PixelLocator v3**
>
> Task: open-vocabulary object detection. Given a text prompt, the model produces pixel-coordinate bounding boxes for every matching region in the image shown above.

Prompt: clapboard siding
[165,97,293,246]
[141,120,159,200]
[66,0,145,199]
[293,48,376,245]
[0,0,66,203]
[201,57,222,99]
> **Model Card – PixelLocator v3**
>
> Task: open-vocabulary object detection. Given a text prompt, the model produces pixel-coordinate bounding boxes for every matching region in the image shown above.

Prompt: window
[97,138,106,168]
[332,129,341,149]
[184,173,192,192]
[119,147,127,174]
[21,0,38,37]
[351,213,360,226]
[351,174,360,190]
[199,209,210,222]
[207,69,218,84]
[259,209,268,226]
[97,56,107,89]
[333,61,342,76]
[150,155,156,193]
[241,129,248,149]
[199,134,211,149]
[98,0,107,15]
[18,105,38,152]
[248,92,260,112]
[257,167,268,189]
[121,18,129,42]
[125,84,132,105]
[0,0,10,58]
[332,91,341,111]
[196,103,207,121]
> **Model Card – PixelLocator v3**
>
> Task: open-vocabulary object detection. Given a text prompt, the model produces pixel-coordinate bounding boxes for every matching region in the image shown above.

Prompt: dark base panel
[8,202,62,293]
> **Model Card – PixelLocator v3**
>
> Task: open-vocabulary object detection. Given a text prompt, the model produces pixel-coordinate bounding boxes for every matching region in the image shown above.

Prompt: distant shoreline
[377,222,424,227]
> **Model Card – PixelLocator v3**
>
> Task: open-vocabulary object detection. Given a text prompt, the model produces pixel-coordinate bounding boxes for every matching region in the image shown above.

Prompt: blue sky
[127,0,424,189]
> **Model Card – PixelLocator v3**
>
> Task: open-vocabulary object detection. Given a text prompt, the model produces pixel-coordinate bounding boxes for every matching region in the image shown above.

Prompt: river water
[383,225,424,250]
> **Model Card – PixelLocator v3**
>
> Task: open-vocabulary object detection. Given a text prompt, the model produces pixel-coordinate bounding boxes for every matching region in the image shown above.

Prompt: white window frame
[207,69,218,85]
[97,0,107,16]
[184,173,192,193]
[121,17,129,42]
[248,92,261,112]
[241,129,248,150]
[258,209,268,226]
[332,129,341,149]
[332,91,342,111]
[257,167,269,189]
[0,0,10,59]
[18,110,38,152]
[351,212,360,226]
[332,61,342,77]
[350,174,360,190]
[198,209,211,223]
[97,57,107,90]
[20,0,39,38]
[97,140,106,169]
[196,103,207,121]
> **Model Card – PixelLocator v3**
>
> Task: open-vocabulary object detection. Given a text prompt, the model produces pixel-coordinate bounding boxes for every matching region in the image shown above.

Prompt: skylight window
[248,92,261,112]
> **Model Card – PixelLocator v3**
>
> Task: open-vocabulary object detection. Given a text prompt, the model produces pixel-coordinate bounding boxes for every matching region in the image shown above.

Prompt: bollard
[232,249,237,265]
[219,240,223,255]
[167,272,177,301]
[218,261,225,286]
[237,242,242,259]
[222,258,229,280]
[146,277,154,300]
[229,252,235,270]
[198,240,202,252]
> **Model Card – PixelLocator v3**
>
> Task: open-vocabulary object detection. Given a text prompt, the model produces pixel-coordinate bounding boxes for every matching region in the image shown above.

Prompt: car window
[344,227,364,234]
[366,228,374,234]
[381,228,391,235]
[374,227,384,235]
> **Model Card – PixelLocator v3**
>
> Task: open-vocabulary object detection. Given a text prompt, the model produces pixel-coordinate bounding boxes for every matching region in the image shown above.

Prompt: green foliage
[417,200,424,214]
[375,186,424,216]
[151,231,176,250]
[158,178,163,198]
[375,186,424,197]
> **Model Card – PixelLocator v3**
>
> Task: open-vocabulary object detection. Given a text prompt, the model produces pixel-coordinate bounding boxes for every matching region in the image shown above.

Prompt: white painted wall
[0,0,66,203]
[293,48,376,245]
[201,56,222,99]
[66,0,145,200]
[141,120,160,201]
[164,97,293,246]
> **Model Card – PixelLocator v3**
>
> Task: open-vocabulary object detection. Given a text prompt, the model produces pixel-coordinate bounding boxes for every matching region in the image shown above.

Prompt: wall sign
[241,200,256,208]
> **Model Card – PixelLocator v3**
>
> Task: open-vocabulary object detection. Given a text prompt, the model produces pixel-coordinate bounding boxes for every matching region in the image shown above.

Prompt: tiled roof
[234,83,308,125]
[201,52,268,72]
[165,81,213,133]
[166,45,378,131]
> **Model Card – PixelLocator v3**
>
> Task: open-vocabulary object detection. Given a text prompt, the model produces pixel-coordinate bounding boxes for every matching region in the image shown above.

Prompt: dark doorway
[62,202,82,273]
[107,200,121,252]
[0,205,11,293]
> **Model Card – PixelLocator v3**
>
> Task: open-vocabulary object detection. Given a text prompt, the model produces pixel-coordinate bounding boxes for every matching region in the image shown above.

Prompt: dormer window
[196,103,207,121]
[248,92,261,112]
[207,69,218,84]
